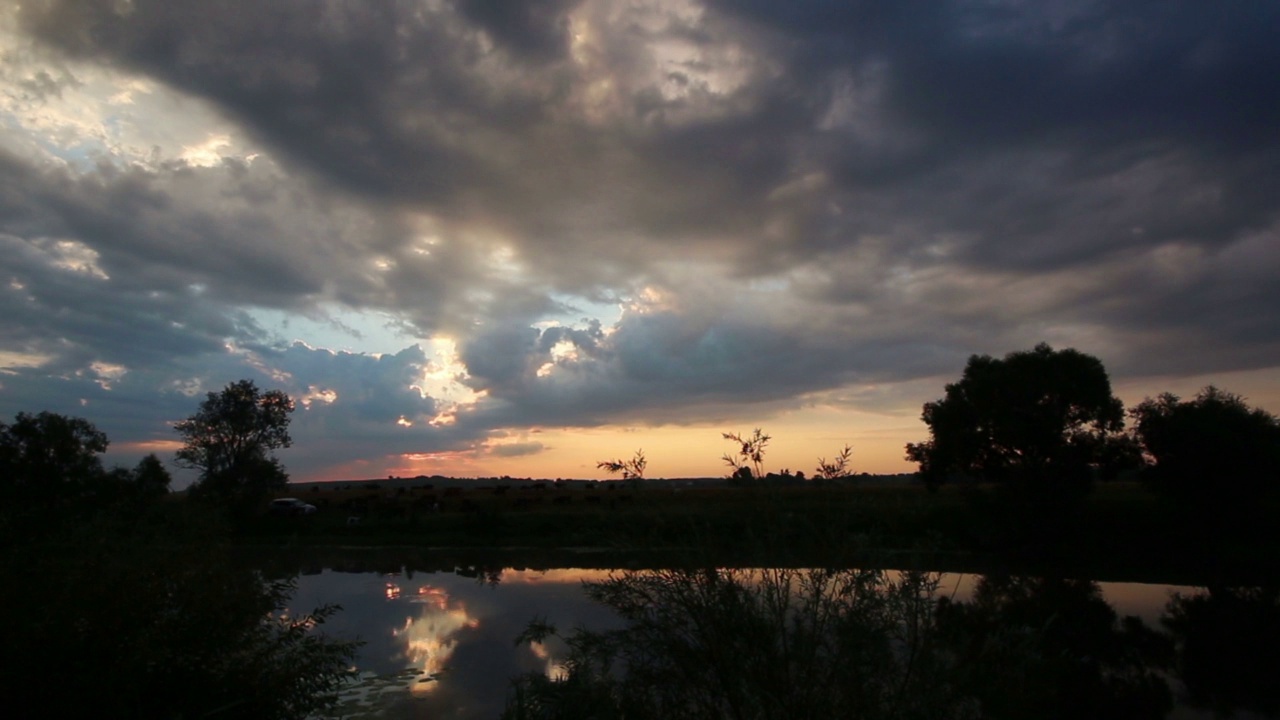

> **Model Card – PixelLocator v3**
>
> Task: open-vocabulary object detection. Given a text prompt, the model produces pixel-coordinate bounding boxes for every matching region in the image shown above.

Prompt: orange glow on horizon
[289,366,1280,483]
[116,439,185,453]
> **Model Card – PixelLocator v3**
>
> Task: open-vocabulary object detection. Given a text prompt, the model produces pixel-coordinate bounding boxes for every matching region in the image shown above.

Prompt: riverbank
[235,481,1280,587]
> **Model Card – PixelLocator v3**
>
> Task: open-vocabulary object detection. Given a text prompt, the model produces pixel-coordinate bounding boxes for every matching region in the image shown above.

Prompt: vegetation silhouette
[906,343,1130,497]
[1130,386,1280,526]
[0,409,359,719]
[1162,586,1280,717]
[176,379,295,514]
[904,343,1140,547]
[934,575,1173,720]
[0,410,109,505]
[597,449,647,489]
[813,444,855,484]
[504,567,1183,720]
[505,567,971,720]
[722,428,771,485]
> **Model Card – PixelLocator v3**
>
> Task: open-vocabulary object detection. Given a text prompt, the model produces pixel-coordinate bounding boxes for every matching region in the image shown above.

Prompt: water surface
[287,567,1272,719]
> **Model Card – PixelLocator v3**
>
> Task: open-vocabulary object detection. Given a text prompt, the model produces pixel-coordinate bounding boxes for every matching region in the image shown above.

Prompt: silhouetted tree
[176,379,294,510]
[1130,386,1280,519]
[906,343,1127,502]
[131,452,173,497]
[0,410,108,502]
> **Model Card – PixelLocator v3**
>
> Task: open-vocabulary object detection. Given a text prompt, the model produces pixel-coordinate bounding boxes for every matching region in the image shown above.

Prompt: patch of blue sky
[541,292,623,328]
[246,306,423,356]
[24,122,111,171]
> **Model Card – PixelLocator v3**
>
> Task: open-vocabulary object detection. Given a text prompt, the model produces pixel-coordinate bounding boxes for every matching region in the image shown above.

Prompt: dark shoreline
[239,541,1280,588]
[228,482,1280,588]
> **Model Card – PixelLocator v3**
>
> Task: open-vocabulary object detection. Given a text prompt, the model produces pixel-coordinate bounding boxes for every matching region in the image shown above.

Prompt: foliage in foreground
[1163,587,1280,717]
[0,409,359,720]
[504,567,1173,720]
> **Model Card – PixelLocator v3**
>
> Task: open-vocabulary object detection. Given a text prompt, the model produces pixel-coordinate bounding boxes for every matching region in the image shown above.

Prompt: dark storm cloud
[454,0,582,61]
[5,0,1279,468]
[452,299,954,432]
[14,0,805,281]
[18,1,1279,272]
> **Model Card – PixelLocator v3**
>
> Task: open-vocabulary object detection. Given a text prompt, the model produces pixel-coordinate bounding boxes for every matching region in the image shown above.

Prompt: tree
[1129,386,1280,515]
[175,379,295,506]
[131,453,173,498]
[0,411,109,511]
[905,343,1126,500]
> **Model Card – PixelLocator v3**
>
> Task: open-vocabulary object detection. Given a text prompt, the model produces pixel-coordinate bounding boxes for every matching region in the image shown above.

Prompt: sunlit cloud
[299,386,338,409]
[0,351,52,371]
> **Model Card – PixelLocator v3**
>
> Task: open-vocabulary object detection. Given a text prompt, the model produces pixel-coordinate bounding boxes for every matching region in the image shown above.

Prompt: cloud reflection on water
[392,584,480,693]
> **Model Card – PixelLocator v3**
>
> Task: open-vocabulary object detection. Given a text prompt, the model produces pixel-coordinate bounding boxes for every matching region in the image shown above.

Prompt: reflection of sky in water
[390,583,479,693]
[290,568,1212,720]
[289,568,624,719]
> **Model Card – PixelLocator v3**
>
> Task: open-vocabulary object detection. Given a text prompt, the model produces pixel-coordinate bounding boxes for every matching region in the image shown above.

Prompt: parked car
[268,498,317,516]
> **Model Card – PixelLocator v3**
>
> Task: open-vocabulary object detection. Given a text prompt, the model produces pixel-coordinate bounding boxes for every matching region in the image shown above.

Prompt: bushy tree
[0,410,108,502]
[176,379,295,508]
[1130,386,1280,515]
[131,452,173,497]
[906,343,1127,500]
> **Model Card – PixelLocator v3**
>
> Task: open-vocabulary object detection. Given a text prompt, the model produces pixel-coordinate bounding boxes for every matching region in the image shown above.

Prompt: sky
[1,0,1278,487]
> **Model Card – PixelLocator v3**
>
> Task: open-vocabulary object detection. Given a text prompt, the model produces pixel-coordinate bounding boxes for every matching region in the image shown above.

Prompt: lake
[286,565,1277,719]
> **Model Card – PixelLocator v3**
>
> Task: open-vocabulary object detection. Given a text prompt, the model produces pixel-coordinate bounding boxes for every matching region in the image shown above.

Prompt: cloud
[2,1,1278,479]
[488,441,548,458]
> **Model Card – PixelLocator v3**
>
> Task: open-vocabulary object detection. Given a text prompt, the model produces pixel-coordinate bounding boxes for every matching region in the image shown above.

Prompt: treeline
[900,344,1280,545]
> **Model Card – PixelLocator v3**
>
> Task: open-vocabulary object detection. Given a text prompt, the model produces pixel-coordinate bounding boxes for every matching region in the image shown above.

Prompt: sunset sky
[2,1,1277,486]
